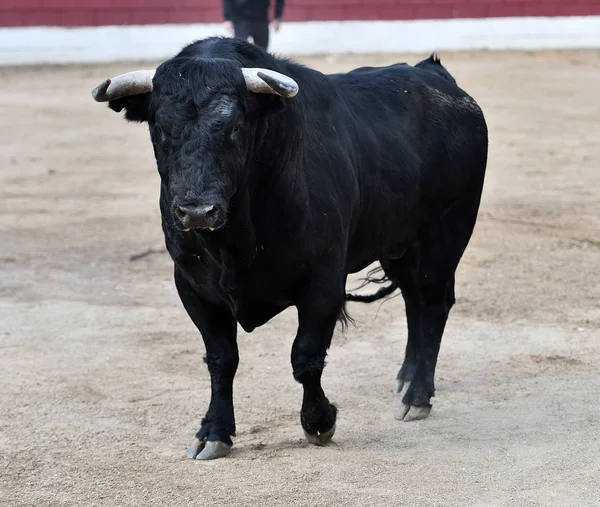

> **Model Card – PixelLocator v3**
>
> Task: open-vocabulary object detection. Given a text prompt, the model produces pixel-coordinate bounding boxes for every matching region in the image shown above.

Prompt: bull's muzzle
[173,203,222,232]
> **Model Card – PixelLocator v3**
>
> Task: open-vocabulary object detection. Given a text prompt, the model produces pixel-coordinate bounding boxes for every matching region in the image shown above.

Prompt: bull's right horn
[92,70,156,102]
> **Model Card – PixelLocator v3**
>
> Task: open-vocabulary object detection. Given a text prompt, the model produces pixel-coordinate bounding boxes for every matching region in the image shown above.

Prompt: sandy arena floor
[1,50,599,506]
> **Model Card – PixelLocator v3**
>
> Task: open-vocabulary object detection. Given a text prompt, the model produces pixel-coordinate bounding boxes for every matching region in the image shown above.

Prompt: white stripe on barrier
[0,16,599,65]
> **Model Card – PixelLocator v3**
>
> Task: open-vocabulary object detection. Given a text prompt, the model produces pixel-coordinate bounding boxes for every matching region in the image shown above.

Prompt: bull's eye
[232,124,241,135]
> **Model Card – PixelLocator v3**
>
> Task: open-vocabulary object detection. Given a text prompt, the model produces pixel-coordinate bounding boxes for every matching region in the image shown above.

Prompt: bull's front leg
[174,267,238,460]
[291,276,345,445]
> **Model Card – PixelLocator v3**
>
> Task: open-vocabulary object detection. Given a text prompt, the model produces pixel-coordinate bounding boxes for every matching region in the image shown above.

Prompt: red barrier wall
[1,0,599,28]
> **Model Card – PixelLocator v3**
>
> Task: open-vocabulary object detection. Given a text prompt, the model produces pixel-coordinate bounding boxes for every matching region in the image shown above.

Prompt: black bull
[92,37,488,460]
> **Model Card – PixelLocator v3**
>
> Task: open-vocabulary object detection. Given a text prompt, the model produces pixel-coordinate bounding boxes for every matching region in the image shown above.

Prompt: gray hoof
[197,441,232,460]
[187,438,232,460]
[395,403,431,422]
[303,423,336,446]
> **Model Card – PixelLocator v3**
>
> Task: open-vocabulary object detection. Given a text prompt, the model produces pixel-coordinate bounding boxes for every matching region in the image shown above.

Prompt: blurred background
[1,2,599,506]
[1,0,599,63]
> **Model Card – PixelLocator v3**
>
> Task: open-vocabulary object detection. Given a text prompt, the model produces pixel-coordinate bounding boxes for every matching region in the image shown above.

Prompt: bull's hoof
[303,423,336,446]
[187,438,232,460]
[395,403,431,422]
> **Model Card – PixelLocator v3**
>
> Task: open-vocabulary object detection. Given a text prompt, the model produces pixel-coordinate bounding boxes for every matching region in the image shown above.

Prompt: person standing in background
[223,0,285,51]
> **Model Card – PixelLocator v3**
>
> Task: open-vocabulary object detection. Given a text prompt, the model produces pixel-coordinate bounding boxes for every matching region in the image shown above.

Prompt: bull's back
[328,60,488,262]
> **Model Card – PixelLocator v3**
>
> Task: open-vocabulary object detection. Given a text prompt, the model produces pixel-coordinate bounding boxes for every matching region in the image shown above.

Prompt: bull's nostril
[174,206,186,220]
[205,205,218,220]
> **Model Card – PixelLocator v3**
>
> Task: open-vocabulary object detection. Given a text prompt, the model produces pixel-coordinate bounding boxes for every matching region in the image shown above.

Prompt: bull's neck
[181,108,307,270]
[253,106,306,194]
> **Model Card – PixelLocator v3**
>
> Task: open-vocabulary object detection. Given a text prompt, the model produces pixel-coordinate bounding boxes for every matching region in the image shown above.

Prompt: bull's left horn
[92,70,156,102]
[241,68,299,98]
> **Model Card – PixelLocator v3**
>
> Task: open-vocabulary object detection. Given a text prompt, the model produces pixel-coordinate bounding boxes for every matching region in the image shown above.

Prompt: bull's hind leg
[383,193,481,422]
[388,245,420,398]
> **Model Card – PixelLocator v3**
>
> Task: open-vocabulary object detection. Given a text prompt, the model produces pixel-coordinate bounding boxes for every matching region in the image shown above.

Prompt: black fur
[105,38,488,451]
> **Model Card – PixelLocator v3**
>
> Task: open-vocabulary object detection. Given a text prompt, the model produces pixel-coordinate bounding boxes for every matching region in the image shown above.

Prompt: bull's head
[92,58,299,232]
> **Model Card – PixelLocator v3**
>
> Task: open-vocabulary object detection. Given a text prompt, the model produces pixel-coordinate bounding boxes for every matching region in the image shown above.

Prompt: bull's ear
[107,93,151,123]
[92,70,155,122]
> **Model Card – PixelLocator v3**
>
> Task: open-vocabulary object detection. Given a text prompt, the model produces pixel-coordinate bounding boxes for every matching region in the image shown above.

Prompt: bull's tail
[345,264,398,303]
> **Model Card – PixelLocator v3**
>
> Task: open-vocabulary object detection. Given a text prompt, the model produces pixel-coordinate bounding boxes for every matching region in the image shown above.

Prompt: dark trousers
[233,19,269,50]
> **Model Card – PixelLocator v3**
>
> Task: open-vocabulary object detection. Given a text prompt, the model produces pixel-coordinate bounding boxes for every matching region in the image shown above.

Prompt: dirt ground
[1,49,599,507]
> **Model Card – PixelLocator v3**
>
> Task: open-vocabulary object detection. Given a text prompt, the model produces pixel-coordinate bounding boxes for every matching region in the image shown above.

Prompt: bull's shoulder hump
[328,62,410,81]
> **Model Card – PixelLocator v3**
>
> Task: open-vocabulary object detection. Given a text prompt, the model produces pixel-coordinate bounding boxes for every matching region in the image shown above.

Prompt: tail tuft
[346,283,397,303]
[345,264,399,304]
